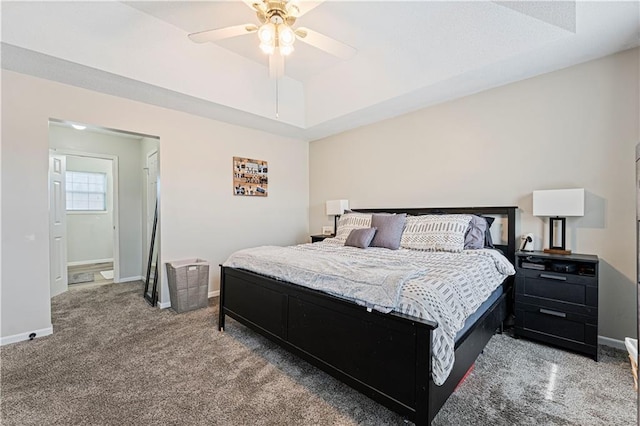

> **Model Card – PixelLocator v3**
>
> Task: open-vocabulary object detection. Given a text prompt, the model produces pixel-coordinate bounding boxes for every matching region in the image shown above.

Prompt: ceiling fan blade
[287,0,325,18]
[242,0,267,22]
[269,52,284,79]
[188,24,257,43]
[295,27,356,60]
[242,0,265,12]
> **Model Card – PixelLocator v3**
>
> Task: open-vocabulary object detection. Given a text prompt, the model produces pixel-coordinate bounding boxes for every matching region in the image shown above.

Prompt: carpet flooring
[1,282,636,425]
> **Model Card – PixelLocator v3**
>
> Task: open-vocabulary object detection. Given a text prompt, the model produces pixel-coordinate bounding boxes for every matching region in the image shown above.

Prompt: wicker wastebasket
[165,259,209,313]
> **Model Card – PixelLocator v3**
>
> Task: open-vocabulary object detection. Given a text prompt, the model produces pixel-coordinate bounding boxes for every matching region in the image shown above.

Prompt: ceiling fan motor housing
[258,0,298,26]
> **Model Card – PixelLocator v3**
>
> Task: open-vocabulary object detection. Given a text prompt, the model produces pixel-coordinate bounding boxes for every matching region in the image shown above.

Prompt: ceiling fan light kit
[258,20,296,56]
[188,0,356,78]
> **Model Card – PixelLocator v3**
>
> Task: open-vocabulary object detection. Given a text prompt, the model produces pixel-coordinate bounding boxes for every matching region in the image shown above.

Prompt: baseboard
[158,290,220,310]
[598,335,626,350]
[118,276,143,283]
[67,258,113,267]
[1,326,53,346]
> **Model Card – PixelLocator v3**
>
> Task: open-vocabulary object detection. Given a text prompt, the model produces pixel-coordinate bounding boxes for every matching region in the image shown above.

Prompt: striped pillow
[400,214,472,252]
[334,212,372,243]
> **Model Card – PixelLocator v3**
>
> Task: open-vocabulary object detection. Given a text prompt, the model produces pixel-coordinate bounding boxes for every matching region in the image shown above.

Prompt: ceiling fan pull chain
[275,77,279,119]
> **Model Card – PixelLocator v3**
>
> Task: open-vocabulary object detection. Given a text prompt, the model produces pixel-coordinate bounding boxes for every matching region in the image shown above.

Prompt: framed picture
[322,226,334,235]
[233,157,268,197]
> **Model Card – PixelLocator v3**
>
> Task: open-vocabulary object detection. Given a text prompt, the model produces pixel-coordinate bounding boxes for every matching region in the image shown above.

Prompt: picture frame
[322,226,334,235]
[233,157,268,197]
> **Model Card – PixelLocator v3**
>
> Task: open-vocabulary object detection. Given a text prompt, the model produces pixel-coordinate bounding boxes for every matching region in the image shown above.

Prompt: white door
[146,151,158,253]
[49,153,68,297]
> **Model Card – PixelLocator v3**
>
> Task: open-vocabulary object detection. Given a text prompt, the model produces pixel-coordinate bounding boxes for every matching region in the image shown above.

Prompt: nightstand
[310,234,334,243]
[514,251,599,361]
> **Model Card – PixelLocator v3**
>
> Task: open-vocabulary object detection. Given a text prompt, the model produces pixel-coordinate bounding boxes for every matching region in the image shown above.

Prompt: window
[66,171,107,211]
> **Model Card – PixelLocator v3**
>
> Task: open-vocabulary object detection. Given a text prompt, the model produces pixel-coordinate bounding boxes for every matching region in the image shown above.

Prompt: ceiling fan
[188,0,356,78]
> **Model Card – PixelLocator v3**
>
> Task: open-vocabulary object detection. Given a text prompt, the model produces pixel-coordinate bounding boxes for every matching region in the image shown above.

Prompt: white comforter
[223,241,515,385]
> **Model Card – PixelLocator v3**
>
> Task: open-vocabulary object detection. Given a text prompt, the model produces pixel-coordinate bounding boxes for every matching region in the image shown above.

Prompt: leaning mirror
[144,201,159,306]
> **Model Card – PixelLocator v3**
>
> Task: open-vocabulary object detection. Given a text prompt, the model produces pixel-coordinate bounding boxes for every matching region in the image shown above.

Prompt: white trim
[208,290,220,298]
[598,335,626,350]
[118,275,144,283]
[66,210,109,215]
[158,301,171,309]
[67,258,114,267]
[1,326,53,346]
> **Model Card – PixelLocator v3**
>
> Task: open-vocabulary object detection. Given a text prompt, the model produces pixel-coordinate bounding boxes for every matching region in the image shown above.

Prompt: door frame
[49,149,121,283]
[145,149,159,260]
[145,149,160,301]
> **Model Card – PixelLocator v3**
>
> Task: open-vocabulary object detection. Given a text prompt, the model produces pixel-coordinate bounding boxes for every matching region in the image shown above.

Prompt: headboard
[352,206,518,265]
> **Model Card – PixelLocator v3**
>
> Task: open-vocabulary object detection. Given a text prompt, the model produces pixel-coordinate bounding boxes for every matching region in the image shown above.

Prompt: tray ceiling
[2,1,638,140]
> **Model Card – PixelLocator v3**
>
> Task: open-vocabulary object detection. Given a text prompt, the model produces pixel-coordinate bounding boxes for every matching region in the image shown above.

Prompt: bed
[218,206,517,425]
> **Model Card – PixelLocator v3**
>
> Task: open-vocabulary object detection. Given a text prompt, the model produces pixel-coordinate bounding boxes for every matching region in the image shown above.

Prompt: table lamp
[325,199,349,235]
[533,188,584,255]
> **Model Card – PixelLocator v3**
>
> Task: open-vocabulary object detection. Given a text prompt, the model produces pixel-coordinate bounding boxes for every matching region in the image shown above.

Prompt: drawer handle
[539,273,567,281]
[539,308,567,318]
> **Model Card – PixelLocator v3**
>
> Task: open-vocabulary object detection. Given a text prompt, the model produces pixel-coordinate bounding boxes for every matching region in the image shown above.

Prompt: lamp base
[543,248,572,255]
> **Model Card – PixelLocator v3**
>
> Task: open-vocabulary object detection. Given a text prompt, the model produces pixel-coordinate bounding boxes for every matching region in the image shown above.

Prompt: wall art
[233,156,268,196]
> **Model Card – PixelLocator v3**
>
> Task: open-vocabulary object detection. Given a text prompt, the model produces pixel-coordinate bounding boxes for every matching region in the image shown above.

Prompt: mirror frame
[144,201,158,306]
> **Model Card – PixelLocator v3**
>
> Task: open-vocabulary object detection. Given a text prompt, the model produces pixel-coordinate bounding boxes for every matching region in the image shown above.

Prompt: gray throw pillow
[370,213,406,250]
[464,215,488,249]
[483,216,496,248]
[345,227,377,249]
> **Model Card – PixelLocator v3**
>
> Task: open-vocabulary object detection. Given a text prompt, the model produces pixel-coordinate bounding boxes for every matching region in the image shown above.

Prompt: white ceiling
[2,1,639,141]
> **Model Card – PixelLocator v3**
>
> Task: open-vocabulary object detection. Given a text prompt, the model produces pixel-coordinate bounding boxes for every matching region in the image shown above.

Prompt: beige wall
[310,48,639,342]
[1,70,309,341]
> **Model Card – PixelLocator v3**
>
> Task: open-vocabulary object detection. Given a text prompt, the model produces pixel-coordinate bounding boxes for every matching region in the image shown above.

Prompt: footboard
[219,266,438,424]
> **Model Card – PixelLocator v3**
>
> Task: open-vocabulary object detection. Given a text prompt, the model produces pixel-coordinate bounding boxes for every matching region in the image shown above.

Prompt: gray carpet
[1,282,636,425]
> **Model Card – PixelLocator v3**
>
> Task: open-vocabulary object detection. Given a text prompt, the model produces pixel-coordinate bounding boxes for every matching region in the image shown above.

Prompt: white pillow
[400,214,472,252]
[334,212,372,242]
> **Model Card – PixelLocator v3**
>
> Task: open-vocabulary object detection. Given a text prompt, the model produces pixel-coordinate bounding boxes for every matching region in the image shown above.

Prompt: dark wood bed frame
[218,206,517,425]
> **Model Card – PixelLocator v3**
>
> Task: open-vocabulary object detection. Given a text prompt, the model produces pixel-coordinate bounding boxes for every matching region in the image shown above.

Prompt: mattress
[455,285,504,342]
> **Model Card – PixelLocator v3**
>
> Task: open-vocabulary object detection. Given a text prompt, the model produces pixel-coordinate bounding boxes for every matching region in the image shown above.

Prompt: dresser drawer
[517,294,597,317]
[515,302,597,346]
[517,267,596,285]
[516,275,597,307]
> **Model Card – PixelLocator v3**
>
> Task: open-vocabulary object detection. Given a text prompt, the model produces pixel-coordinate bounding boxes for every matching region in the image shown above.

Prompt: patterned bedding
[223,240,515,385]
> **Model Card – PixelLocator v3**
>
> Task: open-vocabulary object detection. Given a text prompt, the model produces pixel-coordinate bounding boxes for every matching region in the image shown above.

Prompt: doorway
[65,155,116,290]
[48,149,120,297]
[48,119,160,300]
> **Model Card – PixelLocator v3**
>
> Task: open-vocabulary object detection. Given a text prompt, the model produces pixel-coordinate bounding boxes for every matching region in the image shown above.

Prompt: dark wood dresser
[514,250,599,361]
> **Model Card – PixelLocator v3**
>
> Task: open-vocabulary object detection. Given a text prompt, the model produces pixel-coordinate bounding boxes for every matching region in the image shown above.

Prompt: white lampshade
[258,23,275,44]
[278,25,295,46]
[533,189,585,217]
[258,23,276,54]
[325,199,349,216]
[279,44,294,56]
